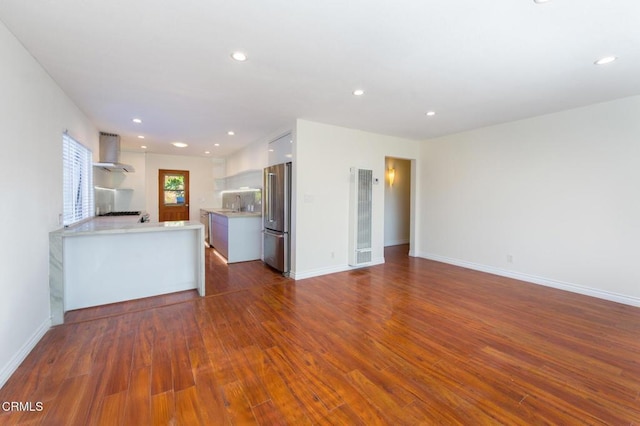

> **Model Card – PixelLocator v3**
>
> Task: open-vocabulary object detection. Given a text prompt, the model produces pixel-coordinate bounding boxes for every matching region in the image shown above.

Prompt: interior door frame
[382,156,416,256]
[158,169,190,222]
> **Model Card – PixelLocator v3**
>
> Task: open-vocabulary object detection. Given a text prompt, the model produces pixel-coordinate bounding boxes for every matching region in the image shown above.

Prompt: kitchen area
[50,130,294,324]
[200,188,263,263]
[201,132,293,273]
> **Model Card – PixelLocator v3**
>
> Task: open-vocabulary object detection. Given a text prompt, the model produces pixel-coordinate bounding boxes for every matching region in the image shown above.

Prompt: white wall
[293,120,420,279]
[144,153,219,222]
[384,157,411,246]
[419,96,640,306]
[0,21,98,386]
[110,151,148,211]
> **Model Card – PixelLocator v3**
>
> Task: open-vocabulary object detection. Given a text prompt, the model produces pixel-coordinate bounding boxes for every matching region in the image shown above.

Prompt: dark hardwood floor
[2,245,640,424]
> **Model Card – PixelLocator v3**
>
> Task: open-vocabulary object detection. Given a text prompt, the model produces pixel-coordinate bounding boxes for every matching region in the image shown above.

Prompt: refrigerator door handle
[283,163,290,233]
[267,172,275,223]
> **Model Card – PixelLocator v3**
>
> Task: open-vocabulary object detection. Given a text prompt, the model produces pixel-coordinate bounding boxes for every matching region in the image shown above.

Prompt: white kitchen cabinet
[210,212,261,263]
[210,213,229,258]
[267,132,293,166]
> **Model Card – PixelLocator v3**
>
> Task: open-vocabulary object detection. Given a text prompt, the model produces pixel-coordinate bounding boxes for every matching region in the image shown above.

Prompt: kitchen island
[49,217,205,325]
[201,208,262,263]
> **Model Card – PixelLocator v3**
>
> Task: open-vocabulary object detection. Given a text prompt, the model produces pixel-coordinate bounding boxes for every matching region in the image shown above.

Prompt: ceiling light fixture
[227,131,235,136]
[353,89,365,96]
[426,111,436,116]
[231,51,247,62]
[205,151,210,154]
[141,145,147,149]
[132,118,142,124]
[137,135,145,139]
[172,142,188,148]
[533,0,551,3]
[594,56,617,65]
[214,143,220,147]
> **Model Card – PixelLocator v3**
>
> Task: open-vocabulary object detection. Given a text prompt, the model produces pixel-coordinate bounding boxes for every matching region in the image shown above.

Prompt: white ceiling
[1,0,639,157]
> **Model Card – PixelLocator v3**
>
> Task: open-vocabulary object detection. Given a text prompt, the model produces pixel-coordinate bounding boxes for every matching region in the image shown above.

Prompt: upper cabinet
[216,169,262,190]
[268,133,293,166]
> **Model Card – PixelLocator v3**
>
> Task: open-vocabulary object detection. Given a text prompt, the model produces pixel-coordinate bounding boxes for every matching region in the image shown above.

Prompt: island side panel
[227,216,262,263]
[63,228,200,311]
[49,231,64,325]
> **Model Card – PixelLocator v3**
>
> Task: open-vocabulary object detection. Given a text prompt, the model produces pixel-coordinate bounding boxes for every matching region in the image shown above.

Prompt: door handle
[185,204,189,207]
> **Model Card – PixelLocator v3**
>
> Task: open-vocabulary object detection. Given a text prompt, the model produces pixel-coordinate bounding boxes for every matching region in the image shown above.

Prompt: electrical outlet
[507,254,513,263]
[331,251,335,259]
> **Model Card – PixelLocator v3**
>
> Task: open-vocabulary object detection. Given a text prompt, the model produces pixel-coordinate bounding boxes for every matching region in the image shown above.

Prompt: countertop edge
[201,208,262,218]
[51,219,204,237]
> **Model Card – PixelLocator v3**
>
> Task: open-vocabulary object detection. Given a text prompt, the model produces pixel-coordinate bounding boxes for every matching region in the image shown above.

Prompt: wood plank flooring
[2,245,640,424]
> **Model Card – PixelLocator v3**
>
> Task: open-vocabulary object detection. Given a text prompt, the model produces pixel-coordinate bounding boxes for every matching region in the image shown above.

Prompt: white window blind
[63,133,94,225]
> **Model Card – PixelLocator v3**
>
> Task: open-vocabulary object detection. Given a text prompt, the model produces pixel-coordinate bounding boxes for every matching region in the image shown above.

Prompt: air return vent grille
[349,167,373,266]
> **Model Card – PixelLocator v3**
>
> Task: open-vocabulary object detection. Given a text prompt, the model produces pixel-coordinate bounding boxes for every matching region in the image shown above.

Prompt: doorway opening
[383,157,413,256]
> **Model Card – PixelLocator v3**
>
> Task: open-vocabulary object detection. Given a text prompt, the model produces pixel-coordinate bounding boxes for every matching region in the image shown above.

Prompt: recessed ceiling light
[426,111,436,116]
[141,145,147,149]
[205,151,210,154]
[172,142,188,148]
[594,56,617,65]
[268,149,274,152]
[227,131,235,136]
[132,118,142,124]
[137,135,145,139]
[214,143,220,147]
[533,0,551,4]
[231,51,247,62]
[353,89,365,96]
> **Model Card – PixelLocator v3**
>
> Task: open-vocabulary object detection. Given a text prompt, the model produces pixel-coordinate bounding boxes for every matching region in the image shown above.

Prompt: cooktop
[97,211,141,217]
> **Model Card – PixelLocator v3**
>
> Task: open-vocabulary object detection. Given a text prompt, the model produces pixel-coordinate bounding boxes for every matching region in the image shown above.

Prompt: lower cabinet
[211,213,229,258]
[210,213,261,263]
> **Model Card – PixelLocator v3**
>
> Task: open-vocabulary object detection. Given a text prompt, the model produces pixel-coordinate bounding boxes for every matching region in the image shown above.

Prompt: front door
[158,169,190,222]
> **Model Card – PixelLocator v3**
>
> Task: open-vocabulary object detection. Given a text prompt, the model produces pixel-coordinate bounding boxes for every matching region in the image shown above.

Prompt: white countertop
[53,217,203,237]
[201,208,262,218]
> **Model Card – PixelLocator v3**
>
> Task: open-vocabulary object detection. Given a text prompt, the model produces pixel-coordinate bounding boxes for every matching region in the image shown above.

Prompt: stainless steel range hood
[93,132,135,172]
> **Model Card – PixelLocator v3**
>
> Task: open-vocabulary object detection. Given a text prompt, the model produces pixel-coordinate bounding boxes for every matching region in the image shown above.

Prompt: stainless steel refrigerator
[263,162,291,275]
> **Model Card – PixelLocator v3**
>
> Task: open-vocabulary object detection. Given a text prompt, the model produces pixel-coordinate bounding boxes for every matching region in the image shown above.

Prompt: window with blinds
[62,133,94,225]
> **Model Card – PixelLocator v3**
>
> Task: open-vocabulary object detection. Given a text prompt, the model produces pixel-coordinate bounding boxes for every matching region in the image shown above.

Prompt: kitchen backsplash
[95,187,134,214]
[222,189,262,212]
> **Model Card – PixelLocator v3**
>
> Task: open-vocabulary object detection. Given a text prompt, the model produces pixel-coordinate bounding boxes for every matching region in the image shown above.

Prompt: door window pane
[163,175,185,205]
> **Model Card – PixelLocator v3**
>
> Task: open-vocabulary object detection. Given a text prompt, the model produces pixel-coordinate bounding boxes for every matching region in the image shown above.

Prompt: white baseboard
[0,318,51,388]
[384,238,410,247]
[291,257,385,280]
[418,251,640,308]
